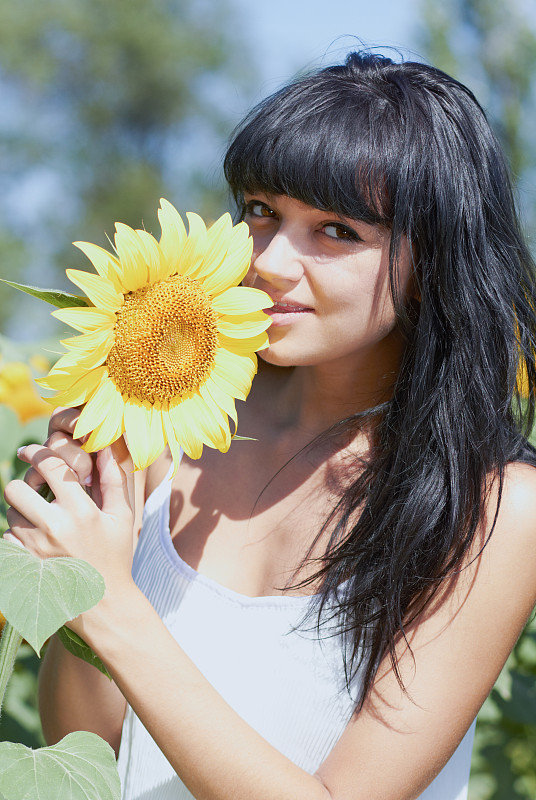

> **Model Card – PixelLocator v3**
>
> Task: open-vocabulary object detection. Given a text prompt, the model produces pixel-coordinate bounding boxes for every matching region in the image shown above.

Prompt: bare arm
[6,441,536,800]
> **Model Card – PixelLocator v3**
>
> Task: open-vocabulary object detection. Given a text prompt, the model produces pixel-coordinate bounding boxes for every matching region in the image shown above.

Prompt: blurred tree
[418,4,536,798]
[418,0,536,239]
[0,0,252,337]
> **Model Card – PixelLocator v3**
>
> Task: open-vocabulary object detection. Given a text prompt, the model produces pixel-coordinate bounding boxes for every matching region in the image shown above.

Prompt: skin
[4,195,536,800]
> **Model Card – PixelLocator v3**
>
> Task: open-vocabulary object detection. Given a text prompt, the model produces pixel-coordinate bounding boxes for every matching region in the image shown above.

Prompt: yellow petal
[144,406,167,466]
[51,346,108,375]
[211,286,273,315]
[114,223,151,291]
[178,213,208,278]
[60,328,115,353]
[136,230,166,285]
[52,306,116,333]
[201,234,253,296]
[124,402,166,470]
[167,400,204,460]
[187,393,231,452]
[200,213,234,276]
[66,269,123,311]
[212,349,257,401]
[73,241,123,294]
[158,199,187,277]
[161,408,185,475]
[218,331,270,354]
[40,367,107,408]
[74,376,123,439]
[82,404,125,452]
[123,401,160,470]
[200,380,237,430]
[217,311,272,338]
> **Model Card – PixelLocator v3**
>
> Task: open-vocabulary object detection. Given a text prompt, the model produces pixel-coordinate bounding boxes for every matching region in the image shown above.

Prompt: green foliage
[0,539,105,656]
[0,0,252,335]
[0,731,121,800]
[471,616,536,800]
[0,338,117,794]
[417,0,536,237]
[0,280,88,309]
[0,645,43,749]
[56,627,110,679]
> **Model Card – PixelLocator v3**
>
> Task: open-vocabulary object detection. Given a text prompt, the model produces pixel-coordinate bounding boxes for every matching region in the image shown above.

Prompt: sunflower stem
[0,621,23,719]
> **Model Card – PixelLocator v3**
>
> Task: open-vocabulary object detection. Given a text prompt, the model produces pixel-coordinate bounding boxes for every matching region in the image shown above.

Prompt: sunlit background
[0,1,535,797]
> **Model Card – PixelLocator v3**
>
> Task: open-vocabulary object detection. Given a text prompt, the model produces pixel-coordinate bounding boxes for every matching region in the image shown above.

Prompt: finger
[5,478,54,534]
[6,503,37,541]
[44,430,94,487]
[98,446,131,519]
[47,407,82,439]
[22,465,47,492]
[14,445,93,507]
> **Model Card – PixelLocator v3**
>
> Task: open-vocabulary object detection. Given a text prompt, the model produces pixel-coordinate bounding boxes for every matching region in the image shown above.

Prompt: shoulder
[500,459,536,513]
[470,460,536,620]
[485,461,536,562]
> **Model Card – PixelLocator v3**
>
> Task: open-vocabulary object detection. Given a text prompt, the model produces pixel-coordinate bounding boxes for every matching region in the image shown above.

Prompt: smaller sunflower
[38,200,272,470]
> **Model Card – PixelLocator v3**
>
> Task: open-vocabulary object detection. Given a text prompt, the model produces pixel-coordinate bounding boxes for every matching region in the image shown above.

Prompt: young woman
[5,51,536,800]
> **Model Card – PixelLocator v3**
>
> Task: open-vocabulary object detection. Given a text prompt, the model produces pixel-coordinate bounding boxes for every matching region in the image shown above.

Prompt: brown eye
[245,201,276,219]
[323,223,360,242]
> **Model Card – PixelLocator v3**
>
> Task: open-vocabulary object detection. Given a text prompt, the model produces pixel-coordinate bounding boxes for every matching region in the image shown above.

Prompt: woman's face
[242,193,413,375]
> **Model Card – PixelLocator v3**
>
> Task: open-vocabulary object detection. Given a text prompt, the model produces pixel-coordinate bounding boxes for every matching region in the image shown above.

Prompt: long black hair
[224,52,536,704]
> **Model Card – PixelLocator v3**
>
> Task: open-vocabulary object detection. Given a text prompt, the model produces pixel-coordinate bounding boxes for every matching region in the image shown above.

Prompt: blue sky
[229,0,420,112]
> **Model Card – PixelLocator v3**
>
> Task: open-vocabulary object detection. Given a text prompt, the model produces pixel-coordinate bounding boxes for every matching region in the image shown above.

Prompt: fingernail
[82,474,93,486]
[3,533,25,549]
[16,446,26,459]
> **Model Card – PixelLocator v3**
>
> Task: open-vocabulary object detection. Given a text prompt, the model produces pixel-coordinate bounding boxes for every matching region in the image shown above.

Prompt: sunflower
[0,359,50,423]
[38,199,272,470]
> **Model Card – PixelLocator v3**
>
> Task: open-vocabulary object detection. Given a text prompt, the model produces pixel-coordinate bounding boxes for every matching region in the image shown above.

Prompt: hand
[21,406,134,509]
[4,439,136,635]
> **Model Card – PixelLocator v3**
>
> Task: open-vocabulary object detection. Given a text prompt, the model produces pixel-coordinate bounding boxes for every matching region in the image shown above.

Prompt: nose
[250,230,305,289]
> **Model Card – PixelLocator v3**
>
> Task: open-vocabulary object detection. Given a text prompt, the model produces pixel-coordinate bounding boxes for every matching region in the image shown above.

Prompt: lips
[266,300,313,314]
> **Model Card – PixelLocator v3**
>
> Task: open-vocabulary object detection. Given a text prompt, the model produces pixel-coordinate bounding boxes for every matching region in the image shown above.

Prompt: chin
[258,344,322,369]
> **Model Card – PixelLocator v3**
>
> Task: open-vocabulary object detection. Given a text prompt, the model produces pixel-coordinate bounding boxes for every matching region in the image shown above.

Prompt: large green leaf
[0,539,104,655]
[0,732,121,800]
[0,280,89,310]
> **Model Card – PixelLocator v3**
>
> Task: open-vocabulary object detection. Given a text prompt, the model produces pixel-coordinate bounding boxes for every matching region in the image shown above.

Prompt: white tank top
[117,467,475,800]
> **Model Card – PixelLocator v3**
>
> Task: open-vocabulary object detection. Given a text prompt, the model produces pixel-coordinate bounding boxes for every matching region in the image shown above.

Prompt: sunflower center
[107,275,219,404]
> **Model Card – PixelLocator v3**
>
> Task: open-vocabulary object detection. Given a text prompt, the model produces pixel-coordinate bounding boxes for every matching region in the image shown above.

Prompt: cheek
[241,263,257,288]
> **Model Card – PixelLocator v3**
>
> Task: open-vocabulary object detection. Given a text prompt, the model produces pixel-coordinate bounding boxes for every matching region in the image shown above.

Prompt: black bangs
[224,75,396,225]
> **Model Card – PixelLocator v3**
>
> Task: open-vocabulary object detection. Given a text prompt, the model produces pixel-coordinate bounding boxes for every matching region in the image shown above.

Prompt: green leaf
[0,407,49,466]
[56,626,111,680]
[494,671,536,726]
[0,407,25,464]
[0,644,44,749]
[0,732,121,800]
[0,539,104,655]
[231,435,257,441]
[0,280,89,309]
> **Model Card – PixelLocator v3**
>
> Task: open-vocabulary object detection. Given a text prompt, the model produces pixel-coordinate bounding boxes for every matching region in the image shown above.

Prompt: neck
[257,333,405,442]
